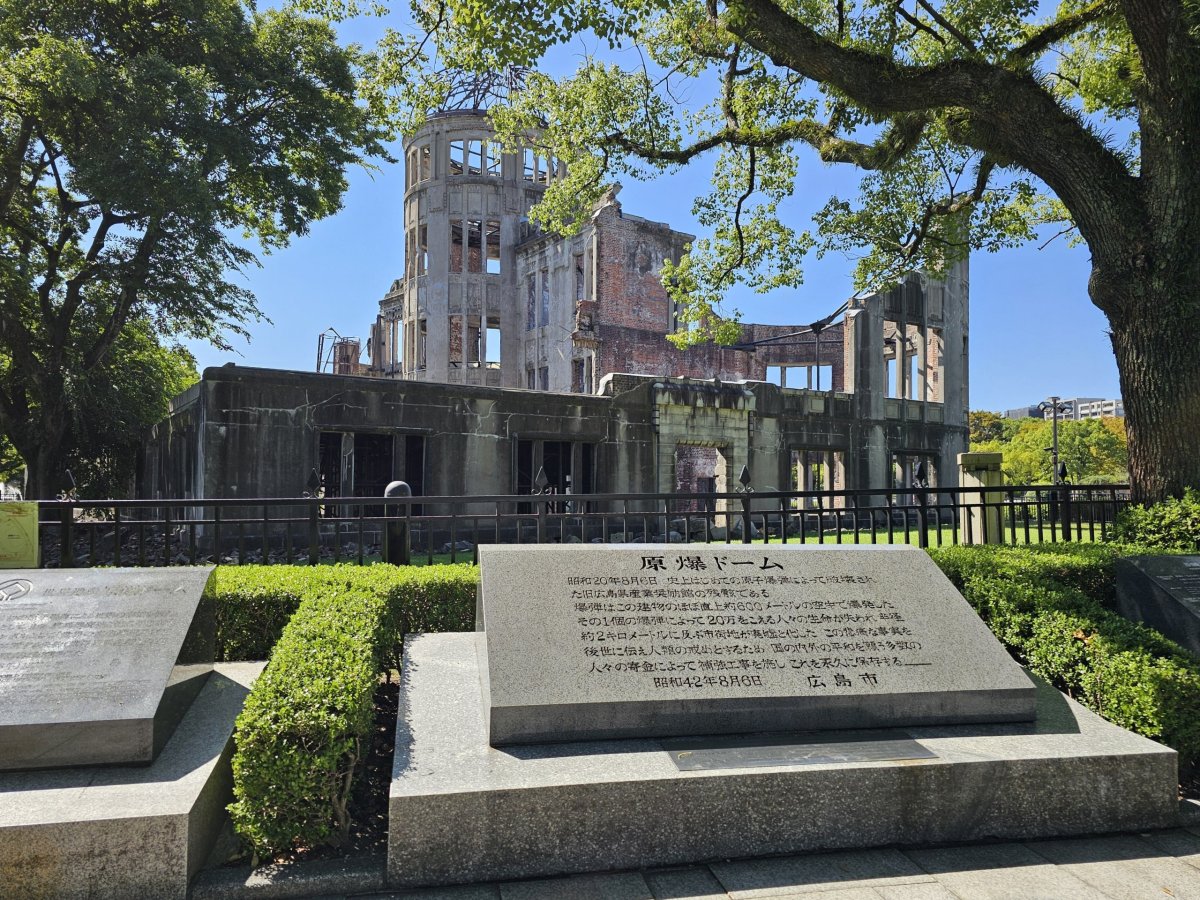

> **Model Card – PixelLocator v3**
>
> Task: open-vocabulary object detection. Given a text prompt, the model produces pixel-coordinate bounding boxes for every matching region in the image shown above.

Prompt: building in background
[142,94,974,502]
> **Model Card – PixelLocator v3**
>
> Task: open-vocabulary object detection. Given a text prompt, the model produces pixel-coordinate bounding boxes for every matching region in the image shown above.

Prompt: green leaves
[0,0,389,496]
[930,543,1200,766]
[221,563,478,855]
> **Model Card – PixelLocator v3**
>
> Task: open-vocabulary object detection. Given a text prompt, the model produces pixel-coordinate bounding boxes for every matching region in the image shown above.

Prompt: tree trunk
[1108,289,1200,505]
[10,405,71,501]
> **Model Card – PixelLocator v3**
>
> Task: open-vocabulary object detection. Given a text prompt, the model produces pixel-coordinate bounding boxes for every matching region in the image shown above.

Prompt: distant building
[1004,397,1124,421]
[1003,405,1040,420]
[1071,398,1124,419]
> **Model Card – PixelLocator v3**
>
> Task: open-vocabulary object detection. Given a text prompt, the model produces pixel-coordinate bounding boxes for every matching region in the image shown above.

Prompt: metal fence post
[384,481,412,565]
[307,502,319,565]
[60,505,75,568]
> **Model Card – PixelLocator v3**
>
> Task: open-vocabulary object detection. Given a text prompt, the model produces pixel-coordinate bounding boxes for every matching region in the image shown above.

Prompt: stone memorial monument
[0,567,263,899]
[477,544,1035,744]
[1114,555,1200,654]
[0,567,215,770]
[390,543,1180,889]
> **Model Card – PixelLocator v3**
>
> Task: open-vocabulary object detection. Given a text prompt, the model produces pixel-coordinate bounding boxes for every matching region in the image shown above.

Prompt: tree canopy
[970,413,1128,485]
[0,0,388,498]
[348,0,1199,504]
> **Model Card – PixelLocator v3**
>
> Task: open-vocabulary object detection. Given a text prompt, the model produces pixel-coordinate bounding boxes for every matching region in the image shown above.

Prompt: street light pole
[1038,396,1074,484]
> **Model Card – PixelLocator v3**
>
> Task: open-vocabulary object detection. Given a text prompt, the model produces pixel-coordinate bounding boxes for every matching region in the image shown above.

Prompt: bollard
[384,480,412,565]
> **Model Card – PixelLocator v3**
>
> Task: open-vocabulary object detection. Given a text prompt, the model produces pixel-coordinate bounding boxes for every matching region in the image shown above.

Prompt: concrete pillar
[958,451,1004,544]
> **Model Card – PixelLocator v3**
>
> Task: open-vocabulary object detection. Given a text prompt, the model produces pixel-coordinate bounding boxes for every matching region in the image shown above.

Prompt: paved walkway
[340,826,1200,900]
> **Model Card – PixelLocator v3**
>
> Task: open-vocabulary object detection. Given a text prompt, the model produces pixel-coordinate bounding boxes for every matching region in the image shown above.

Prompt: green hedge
[207,563,479,662]
[1112,489,1200,550]
[929,543,1200,769]
[220,564,478,856]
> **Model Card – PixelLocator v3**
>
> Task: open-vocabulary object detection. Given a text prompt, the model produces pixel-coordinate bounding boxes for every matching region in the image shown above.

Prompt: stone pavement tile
[762,890,882,900]
[361,885,501,899]
[1025,834,1200,899]
[644,866,730,899]
[873,884,959,900]
[499,871,653,900]
[905,842,1109,900]
[1140,827,1200,871]
[711,849,935,897]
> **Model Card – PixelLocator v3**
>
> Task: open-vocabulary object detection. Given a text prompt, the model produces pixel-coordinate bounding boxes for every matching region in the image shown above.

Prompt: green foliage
[971,416,1127,484]
[929,544,1200,767]
[1112,490,1200,551]
[0,0,388,497]
[332,0,1200,501]
[968,410,1005,446]
[343,0,1180,325]
[219,563,477,856]
[67,321,198,498]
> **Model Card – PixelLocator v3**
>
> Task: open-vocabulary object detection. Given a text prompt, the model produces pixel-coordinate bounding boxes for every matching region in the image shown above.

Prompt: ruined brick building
[141,107,970,504]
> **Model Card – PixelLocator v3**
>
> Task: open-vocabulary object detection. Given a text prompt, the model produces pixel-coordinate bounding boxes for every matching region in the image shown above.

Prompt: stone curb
[189,855,386,900]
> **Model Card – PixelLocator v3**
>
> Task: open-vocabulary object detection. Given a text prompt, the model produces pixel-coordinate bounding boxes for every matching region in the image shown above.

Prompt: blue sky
[185,12,1123,414]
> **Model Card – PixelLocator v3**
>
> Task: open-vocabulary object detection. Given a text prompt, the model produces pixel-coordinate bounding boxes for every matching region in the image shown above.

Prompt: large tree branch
[606,112,927,170]
[723,0,1145,297]
[0,116,34,218]
[1010,0,1117,60]
[80,218,164,371]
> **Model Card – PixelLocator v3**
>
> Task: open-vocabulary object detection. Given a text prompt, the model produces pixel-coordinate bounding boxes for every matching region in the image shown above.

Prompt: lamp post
[1038,396,1074,484]
[1038,396,1074,535]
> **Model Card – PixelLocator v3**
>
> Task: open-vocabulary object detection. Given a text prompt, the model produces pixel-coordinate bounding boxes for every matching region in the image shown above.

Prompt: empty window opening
[515,439,594,509]
[486,141,502,177]
[485,320,501,366]
[791,448,845,509]
[526,273,536,330]
[417,319,427,368]
[768,364,833,390]
[467,140,484,176]
[572,359,585,393]
[352,433,395,501]
[536,155,551,185]
[449,140,465,176]
[892,454,936,509]
[466,219,483,274]
[523,148,536,182]
[538,366,549,390]
[448,314,464,365]
[540,268,549,325]
[467,316,481,365]
[485,220,501,274]
[450,220,464,271]
[416,224,427,275]
[574,254,585,302]
[419,145,431,181]
[526,366,536,389]
[318,432,343,500]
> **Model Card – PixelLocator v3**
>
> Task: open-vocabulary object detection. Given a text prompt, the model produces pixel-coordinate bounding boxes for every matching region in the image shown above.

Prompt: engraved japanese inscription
[478,544,1035,744]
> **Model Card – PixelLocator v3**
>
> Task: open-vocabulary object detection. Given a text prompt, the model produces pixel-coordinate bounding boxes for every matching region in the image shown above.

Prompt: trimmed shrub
[929,544,1200,768]
[1112,489,1200,550]
[207,563,479,662]
[222,563,478,856]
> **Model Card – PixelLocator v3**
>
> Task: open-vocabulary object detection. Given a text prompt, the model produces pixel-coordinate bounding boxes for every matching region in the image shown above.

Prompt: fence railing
[33,483,1131,568]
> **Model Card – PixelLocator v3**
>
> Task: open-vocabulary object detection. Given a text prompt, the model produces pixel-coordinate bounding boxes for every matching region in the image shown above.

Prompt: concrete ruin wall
[141,365,967,505]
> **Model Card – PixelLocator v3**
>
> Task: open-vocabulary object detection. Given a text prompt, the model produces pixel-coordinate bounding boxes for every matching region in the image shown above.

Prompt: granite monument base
[388,634,1178,890]
[0,662,263,900]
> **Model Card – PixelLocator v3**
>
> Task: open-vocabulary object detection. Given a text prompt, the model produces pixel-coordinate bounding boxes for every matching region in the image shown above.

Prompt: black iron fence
[33,483,1130,568]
